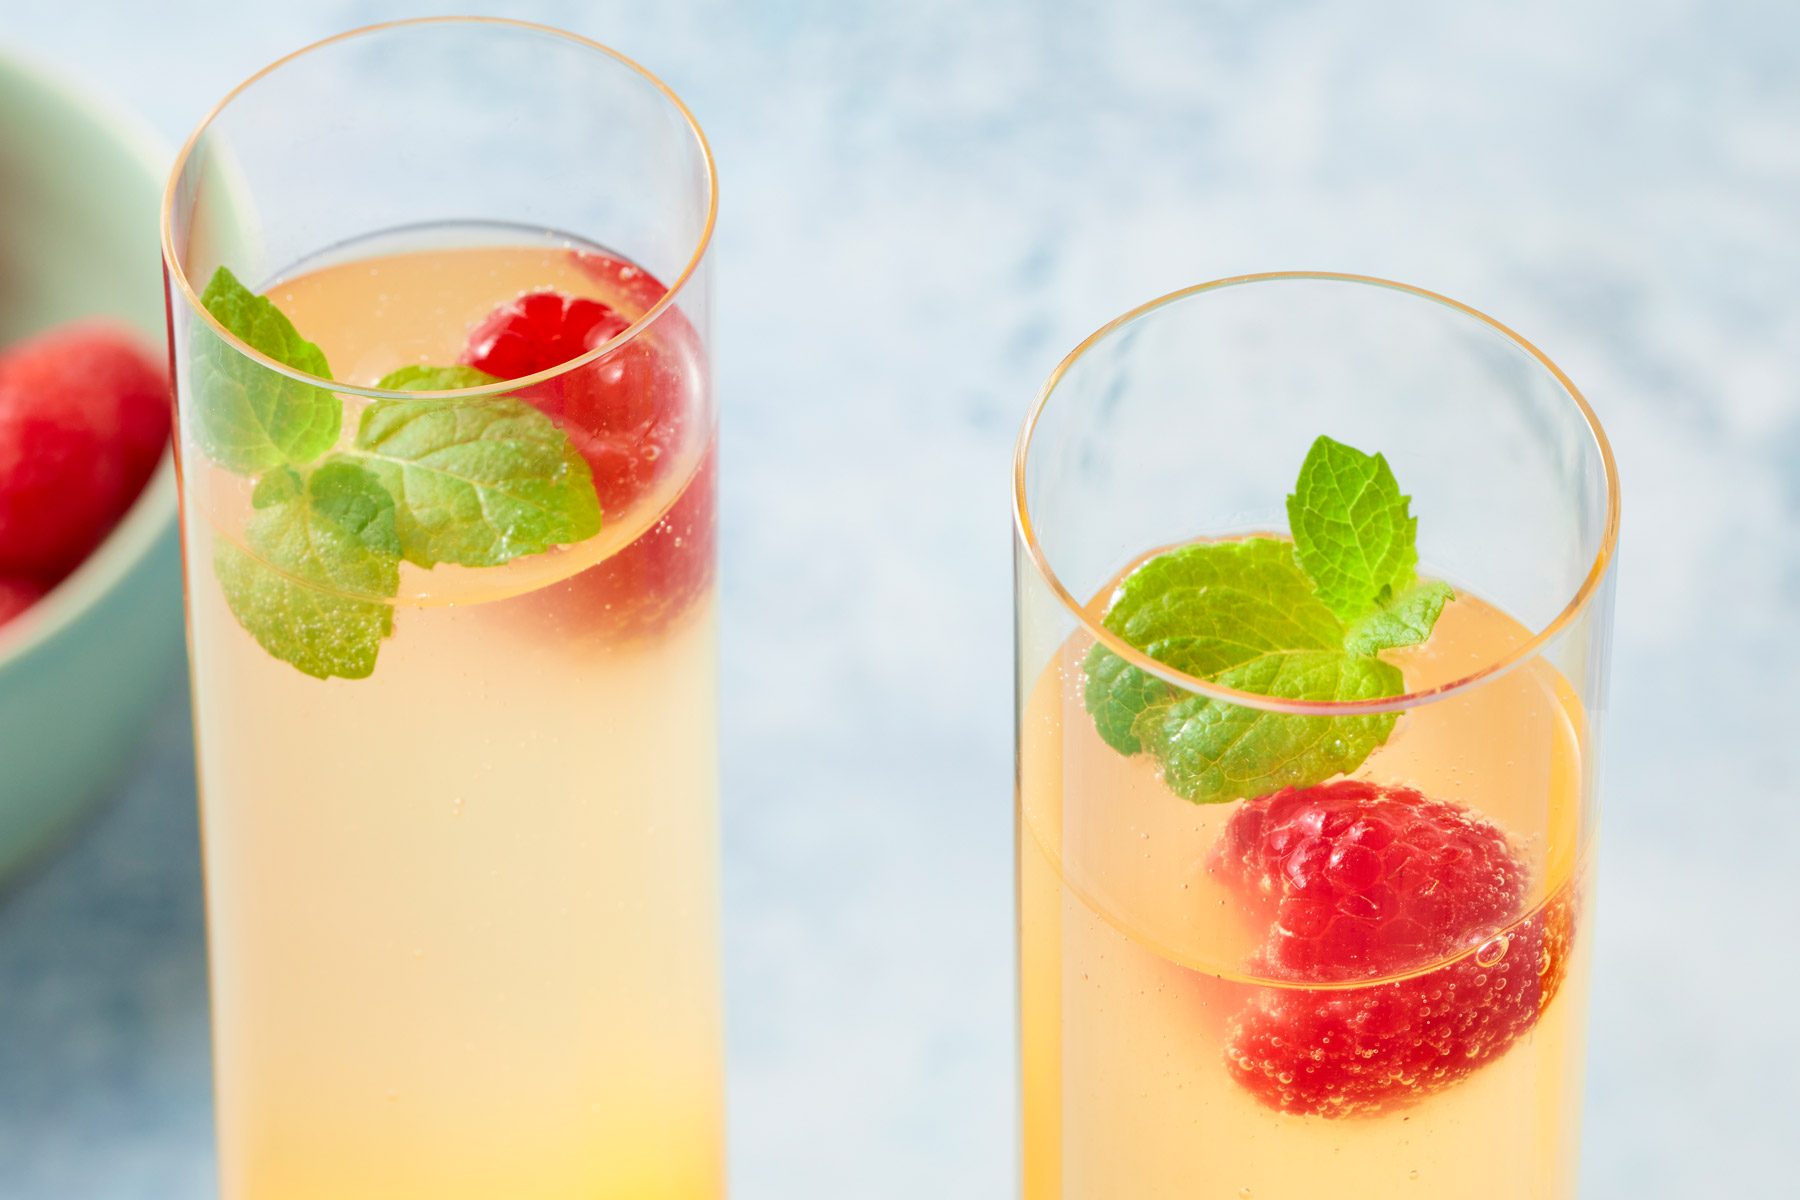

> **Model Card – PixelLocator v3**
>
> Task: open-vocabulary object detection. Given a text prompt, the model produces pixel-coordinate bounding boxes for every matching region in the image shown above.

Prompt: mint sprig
[213,460,400,680]
[1286,436,1421,622]
[1141,650,1400,802]
[358,365,601,568]
[192,267,341,473]
[1082,538,1339,754]
[1344,578,1455,656]
[197,266,605,680]
[1082,436,1451,804]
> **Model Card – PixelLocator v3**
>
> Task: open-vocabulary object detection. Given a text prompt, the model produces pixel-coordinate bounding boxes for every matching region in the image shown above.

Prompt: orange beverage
[180,233,720,1199]
[162,23,720,1197]
[1012,275,1617,1200]
[1019,566,1592,1198]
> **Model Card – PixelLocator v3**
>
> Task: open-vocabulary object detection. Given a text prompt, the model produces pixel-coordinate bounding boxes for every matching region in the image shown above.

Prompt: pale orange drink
[1013,275,1618,1200]
[1020,571,1592,1198]
[161,22,721,1197]
[174,237,718,1199]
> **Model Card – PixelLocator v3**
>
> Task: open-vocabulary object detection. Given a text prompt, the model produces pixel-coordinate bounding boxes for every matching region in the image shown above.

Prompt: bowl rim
[0,45,178,672]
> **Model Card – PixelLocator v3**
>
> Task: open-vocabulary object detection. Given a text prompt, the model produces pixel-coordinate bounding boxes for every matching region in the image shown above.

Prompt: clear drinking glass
[1014,274,1618,1198]
[160,19,719,1197]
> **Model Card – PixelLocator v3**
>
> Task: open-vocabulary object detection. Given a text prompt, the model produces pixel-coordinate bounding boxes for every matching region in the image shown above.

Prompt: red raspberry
[461,255,712,637]
[525,441,716,640]
[568,248,673,314]
[0,323,170,578]
[1216,781,1572,1116]
[1216,780,1527,979]
[461,291,630,382]
[0,576,46,628]
[542,324,695,519]
[458,265,699,517]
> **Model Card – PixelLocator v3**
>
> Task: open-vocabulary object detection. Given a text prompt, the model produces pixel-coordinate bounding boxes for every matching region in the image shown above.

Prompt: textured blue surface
[2,1,1798,1195]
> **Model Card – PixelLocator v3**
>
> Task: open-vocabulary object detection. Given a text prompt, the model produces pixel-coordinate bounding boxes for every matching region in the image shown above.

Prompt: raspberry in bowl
[0,48,184,882]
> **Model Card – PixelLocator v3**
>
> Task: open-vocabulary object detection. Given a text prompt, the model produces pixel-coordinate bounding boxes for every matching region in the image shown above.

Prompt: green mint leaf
[199,268,331,377]
[1287,435,1420,622]
[1344,578,1455,656]
[1136,650,1400,805]
[1082,642,1171,755]
[351,394,602,568]
[1081,440,1456,804]
[375,364,501,391]
[213,460,400,680]
[1082,537,1344,756]
[192,266,342,473]
[1104,538,1344,673]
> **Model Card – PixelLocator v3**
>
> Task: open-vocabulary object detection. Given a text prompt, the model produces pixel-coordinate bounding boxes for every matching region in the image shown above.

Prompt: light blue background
[2,1,1797,1195]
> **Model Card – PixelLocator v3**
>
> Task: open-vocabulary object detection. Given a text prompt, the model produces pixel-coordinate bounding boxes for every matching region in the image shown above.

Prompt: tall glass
[1014,274,1617,1198]
[161,20,719,1198]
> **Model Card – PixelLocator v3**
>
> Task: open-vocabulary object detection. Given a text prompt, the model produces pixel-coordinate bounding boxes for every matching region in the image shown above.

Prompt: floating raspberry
[527,442,716,639]
[569,249,672,314]
[1216,780,1527,980]
[463,257,713,637]
[462,290,630,382]
[546,327,694,518]
[459,263,699,517]
[1217,781,1571,1116]
[0,323,169,578]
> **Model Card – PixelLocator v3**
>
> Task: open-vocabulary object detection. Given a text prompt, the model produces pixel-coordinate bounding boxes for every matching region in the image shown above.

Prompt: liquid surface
[190,228,709,606]
[1018,566,1593,1199]
[182,226,721,1199]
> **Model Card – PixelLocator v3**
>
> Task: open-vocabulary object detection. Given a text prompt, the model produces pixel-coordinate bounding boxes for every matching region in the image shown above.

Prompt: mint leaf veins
[1082,436,1452,805]
[1286,435,1421,622]
[1082,538,1340,754]
[192,266,342,473]
[213,460,401,681]
[199,272,607,680]
[1344,578,1455,656]
[353,374,602,569]
[1140,650,1401,803]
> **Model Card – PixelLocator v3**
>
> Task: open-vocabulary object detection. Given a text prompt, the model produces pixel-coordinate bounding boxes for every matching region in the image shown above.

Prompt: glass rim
[1012,271,1621,716]
[158,15,717,403]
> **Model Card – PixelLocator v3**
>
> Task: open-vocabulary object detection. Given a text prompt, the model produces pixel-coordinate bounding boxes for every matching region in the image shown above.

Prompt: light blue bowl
[0,50,184,884]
